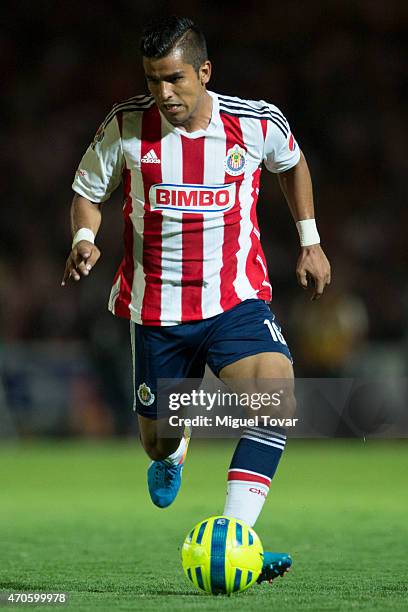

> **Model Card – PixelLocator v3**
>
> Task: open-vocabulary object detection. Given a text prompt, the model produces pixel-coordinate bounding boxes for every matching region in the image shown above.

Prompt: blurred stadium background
[1,0,407,438]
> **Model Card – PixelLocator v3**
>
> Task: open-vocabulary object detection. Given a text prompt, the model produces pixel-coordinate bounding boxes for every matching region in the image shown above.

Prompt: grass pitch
[0,439,407,611]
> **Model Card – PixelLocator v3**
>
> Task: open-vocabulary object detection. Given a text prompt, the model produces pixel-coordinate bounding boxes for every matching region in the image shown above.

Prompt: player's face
[143,49,211,129]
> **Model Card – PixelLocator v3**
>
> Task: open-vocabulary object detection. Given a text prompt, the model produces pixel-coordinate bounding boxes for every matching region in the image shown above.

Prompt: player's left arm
[277,151,331,300]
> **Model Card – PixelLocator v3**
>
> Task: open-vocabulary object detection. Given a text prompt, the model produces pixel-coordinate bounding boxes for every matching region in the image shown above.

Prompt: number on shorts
[263,319,287,345]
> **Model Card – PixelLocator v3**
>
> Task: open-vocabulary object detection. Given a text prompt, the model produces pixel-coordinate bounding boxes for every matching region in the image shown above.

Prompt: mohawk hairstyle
[140,16,208,72]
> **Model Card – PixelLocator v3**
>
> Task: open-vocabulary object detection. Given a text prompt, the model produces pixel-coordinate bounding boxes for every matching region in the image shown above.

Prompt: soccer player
[62,16,331,584]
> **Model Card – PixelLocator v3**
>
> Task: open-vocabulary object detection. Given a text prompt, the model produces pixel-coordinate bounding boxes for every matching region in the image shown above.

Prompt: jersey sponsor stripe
[219,100,289,134]
[219,107,289,134]
[181,136,205,320]
[111,100,155,113]
[219,109,288,138]
[247,165,263,291]
[219,94,285,108]
[115,93,154,104]
[251,119,272,302]
[201,119,226,318]
[124,111,147,321]
[111,112,135,318]
[240,115,271,300]
[218,95,288,122]
[233,117,263,300]
[114,167,134,317]
[110,98,154,113]
[219,102,288,125]
[123,93,154,103]
[108,109,125,313]
[103,97,155,127]
[246,165,271,297]
[140,106,163,323]
[219,113,244,309]
[101,102,156,132]
[160,127,183,323]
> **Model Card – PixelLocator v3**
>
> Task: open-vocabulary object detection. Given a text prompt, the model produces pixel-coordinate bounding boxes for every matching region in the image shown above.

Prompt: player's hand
[296,244,331,301]
[61,240,101,286]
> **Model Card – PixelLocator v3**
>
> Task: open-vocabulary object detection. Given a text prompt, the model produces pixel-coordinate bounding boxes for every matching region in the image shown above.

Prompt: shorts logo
[149,183,236,213]
[224,144,247,176]
[288,133,296,152]
[137,383,155,406]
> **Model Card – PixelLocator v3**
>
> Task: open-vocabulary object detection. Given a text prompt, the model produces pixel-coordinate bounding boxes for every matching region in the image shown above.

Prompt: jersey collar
[160,91,221,139]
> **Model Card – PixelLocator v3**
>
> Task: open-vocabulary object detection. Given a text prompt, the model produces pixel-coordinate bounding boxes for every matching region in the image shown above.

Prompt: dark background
[1,0,407,437]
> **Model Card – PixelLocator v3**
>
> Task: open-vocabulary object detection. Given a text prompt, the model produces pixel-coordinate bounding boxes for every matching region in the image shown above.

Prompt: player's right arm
[61,194,102,285]
[61,110,124,287]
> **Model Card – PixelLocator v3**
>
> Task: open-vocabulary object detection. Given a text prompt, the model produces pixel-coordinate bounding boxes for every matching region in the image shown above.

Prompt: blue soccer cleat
[147,429,190,508]
[257,551,292,584]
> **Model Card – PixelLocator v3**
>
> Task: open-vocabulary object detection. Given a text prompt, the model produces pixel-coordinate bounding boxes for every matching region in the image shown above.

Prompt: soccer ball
[181,515,263,595]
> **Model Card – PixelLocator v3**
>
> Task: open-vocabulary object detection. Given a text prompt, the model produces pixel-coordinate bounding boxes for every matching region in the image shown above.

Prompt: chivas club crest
[224,144,247,176]
[137,383,155,406]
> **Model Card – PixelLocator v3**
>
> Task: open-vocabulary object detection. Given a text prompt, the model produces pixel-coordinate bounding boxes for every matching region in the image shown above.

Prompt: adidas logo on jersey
[141,149,161,164]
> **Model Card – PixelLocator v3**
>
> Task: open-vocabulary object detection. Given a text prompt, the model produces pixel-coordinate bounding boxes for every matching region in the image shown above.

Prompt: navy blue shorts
[130,299,292,419]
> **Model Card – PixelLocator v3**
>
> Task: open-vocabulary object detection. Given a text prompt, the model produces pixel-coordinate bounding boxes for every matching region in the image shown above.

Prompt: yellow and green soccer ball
[181,516,263,595]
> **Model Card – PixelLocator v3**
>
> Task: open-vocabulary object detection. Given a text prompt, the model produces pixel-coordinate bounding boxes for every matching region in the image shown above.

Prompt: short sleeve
[263,104,300,173]
[72,113,124,203]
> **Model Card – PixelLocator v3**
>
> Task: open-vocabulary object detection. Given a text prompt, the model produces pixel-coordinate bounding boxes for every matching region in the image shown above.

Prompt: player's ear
[199,60,211,85]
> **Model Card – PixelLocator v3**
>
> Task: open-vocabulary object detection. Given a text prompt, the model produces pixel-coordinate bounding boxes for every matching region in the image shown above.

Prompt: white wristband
[72,228,95,249]
[296,219,320,247]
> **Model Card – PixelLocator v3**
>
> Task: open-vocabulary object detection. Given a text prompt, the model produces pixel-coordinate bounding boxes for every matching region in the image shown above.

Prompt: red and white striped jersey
[72,91,300,325]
